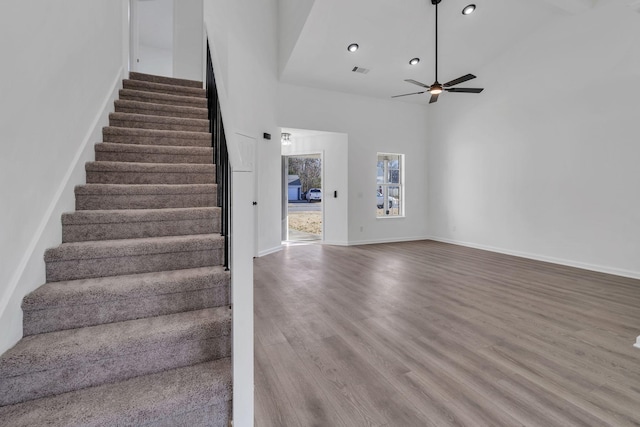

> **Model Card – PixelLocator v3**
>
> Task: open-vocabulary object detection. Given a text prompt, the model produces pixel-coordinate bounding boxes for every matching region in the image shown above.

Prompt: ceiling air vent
[352,66,370,74]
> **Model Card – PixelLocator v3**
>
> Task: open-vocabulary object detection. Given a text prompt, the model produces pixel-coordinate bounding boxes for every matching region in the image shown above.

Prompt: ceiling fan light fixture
[462,4,476,15]
[409,58,420,65]
[347,43,359,52]
[430,84,443,94]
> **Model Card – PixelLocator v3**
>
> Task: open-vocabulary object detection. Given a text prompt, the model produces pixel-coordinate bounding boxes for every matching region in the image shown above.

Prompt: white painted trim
[428,236,640,280]
[0,68,123,353]
[258,245,282,257]
[634,336,640,349]
[323,240,349,246]
[348,236,431,246]
[230,170,255,427]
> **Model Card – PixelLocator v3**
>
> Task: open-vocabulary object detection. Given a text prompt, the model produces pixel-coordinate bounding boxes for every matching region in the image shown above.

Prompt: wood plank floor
[254,240,640,426]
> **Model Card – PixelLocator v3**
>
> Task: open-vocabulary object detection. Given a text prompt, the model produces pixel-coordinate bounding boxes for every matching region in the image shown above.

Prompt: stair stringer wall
[0,71,124,355]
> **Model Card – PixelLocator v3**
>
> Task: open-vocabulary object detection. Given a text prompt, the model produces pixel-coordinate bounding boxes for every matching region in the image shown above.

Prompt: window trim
[376,152,404,218]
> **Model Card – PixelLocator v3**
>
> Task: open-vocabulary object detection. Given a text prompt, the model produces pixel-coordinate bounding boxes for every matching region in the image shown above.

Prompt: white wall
[282,131,349,245]
[138,44,173,76]
[278,84,430,244]
[174,0,204,81]
[204,0,281,255]
[0,0,128,353]
[277,0,316,75]
[427,1,640,278]
[137,0,173,77]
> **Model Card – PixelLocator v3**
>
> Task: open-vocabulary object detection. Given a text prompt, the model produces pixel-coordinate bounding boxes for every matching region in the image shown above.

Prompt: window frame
[376,152,404,218]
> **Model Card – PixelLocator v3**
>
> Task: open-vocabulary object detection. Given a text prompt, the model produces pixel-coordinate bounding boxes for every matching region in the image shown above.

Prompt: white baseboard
[258,245,283,257]
[322,240,349,246]
[348,235,430,246]
[428,235,640,280]
[0,68,123,354]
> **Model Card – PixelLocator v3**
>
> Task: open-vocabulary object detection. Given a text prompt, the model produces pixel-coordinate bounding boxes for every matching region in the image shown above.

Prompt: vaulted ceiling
[277,0,598,104]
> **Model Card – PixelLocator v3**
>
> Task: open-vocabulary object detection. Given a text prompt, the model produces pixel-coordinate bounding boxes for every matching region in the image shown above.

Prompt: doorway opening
[284,154,323,242]
[130,0,174,77]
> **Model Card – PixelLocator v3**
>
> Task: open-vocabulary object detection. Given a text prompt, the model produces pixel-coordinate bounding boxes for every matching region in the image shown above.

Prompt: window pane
[376,153,403,217]
[388,169,400,184]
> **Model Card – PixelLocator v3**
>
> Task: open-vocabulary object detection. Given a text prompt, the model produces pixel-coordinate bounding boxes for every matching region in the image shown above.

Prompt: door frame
[282,151,325,242]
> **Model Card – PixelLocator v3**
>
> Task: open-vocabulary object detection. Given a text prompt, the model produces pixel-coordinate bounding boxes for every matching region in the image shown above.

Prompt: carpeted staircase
[0,72,232,426]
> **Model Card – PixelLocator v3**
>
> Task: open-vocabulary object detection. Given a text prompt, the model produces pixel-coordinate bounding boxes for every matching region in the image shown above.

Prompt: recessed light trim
[409,58,420,65]
[462,4,476,15]
[347,43,359,52]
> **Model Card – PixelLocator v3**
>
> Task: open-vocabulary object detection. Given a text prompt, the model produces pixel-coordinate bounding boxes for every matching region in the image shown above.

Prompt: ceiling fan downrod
[432,0,440,84]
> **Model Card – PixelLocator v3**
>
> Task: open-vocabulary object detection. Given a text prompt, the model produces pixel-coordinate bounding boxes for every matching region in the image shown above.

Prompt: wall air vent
[352,66,370,74]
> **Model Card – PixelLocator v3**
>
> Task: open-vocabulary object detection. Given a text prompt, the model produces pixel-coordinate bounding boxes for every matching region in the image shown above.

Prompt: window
[376,153,403,217]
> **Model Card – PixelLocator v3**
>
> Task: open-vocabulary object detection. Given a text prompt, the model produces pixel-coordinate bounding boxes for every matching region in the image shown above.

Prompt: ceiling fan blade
[445,87,484,93]
[443,74,476,87]
[391,91,426,98]
[404,79,431,89]
[429,93,440,104]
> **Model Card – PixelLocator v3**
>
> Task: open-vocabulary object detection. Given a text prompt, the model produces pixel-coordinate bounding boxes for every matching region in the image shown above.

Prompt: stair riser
[129,72,203,88]
[115,103,207,120]
[0,335,230,406]
[119,90,207,108]
[63,218,220,243]
[96,150,212,164]
[123,80,206,98]
[46,248,223,282]
[86,171,215,185]
[154,401,231,427]
[76,192,216,210]
[110,117,208,133]
[24,286,229,335]
[103,128,211,147]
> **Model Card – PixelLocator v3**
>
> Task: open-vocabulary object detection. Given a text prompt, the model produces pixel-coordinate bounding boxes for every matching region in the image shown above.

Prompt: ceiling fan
[392,0,484,104]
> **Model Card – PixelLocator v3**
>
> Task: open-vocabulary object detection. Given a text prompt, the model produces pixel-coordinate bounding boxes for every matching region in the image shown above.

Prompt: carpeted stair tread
[62,206,218,226]
[103,126,211,147]
[75,183,217,210]
[22,266,229,335]
[129,71,203,88]
[95,142,213,164]
[115,99,208,119]
[23,266,229,312]
[109,112,209,133]
[45,234,224,282]
[76,183,216,196]
[123,79,206,98]
[95,142,212,162]
[85,161,215,185]
[119,88,207,109]
[61,207,220,242]
[0,307,230,378]
[86,160,214,174]
[0,358,231,427]
[45,234,223,262]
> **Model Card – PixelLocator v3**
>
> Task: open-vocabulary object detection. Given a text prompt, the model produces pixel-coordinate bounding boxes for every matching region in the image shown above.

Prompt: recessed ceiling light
[462,4,476,15]
[409,58,420,65]
[347,43,359,52]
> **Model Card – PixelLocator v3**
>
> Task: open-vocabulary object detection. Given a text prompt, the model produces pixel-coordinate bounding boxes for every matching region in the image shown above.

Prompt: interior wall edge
[0,69,123,354]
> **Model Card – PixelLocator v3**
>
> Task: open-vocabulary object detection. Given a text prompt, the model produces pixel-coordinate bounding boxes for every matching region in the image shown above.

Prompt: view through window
[377,153,403,217]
